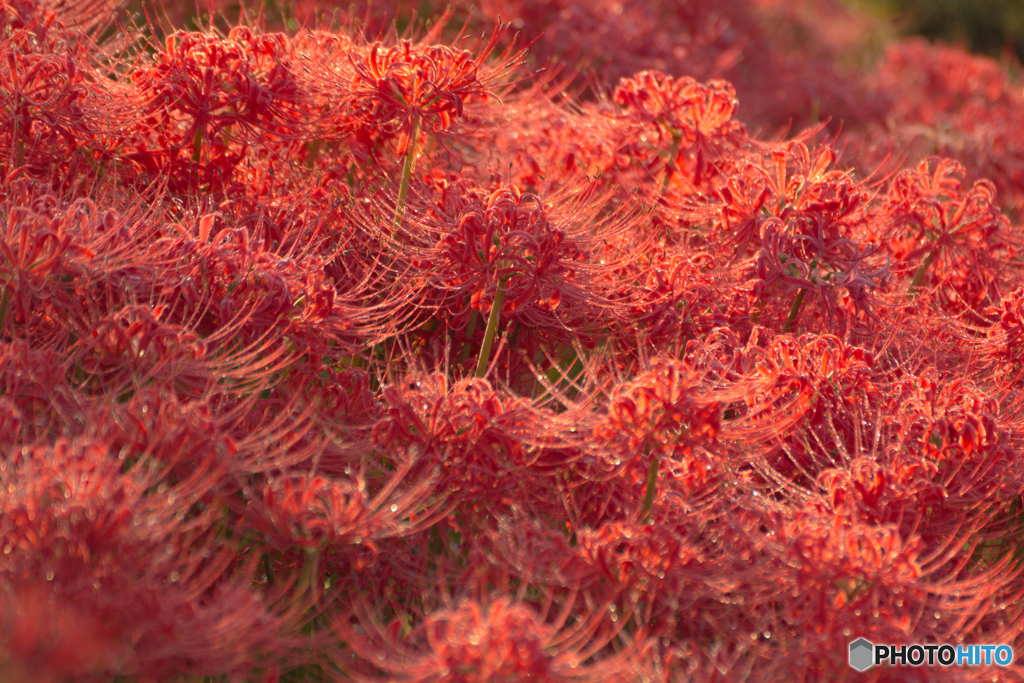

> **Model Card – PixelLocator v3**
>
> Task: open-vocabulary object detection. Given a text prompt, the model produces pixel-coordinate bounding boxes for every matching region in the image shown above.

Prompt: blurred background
[849,0,1024,61]
[135,0,1024,63]
[114,0,1024,219]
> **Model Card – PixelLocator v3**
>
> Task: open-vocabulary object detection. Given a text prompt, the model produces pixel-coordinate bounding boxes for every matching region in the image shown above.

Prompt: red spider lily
[574,520,712,596]
[738,333,881,484]
[336,19,526,153]
[153,212,325,335]
[718,143,870,252]
[758,507,926,660]
[613,72,743,145]
[611,71,747,196]
[388,177,609,328]
[356,173,641,379]
[872,157,1019,317]
[848,38,1024,221]
[0,433,297,681]
[337,593,644,682]
[604,248,725,353]
[494,89,623,200]
[0,15,147,190]
[72,303,206,384]
[694,141,890,333]
[130,26,309,154]
[115,25,313,199]
[883,369,1021,528]
[0,340,75,447]
[749,502,1024,680]
[0,184,96,331]
[232,463,444,554]
[6,3,1024,681]
[592,357,720,476]
[371,371,560,497]
[971,286,1024,396]
[689,328,820,451]
[817,456,946,530]
[1,33,88,168]
[152,205,398,356]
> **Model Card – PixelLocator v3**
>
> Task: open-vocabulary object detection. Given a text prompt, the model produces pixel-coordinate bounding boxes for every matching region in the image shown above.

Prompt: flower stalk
[460,309,479,364]
[0,288,8,336]
[784,288,807,332]
[660,128,683,196]
[640,456,659,522]
[393,116,421,233]
[475,276,508,378]
[907,244,940,299]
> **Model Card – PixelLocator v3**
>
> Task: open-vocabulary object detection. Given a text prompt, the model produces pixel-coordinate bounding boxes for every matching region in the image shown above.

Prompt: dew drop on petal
[390,504,398,512]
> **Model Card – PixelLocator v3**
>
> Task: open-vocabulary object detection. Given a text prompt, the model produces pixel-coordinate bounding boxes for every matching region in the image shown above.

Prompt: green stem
[660,129,683,196]
[299,549,321,603]
[14,103,24,167]
[263,552,276,587]
[907,246,940,299]
[393,116,420,232]
[304,138,323,169]
[784,288,807,333]
[460,309,479,364]
[475,277,508,378]
[0,287,8,336]
[192,125,204,164]
[641,457,660,522]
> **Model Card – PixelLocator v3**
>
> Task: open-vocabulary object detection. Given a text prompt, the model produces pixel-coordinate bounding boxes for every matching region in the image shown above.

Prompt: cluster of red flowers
[4,0,1024,681]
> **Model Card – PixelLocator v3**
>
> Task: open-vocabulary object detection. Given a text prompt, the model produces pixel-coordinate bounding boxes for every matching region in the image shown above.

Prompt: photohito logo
[848,638,1014,671]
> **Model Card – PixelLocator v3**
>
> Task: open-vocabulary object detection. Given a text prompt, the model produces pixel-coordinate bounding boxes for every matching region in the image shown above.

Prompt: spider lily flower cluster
[4,0,1024,681]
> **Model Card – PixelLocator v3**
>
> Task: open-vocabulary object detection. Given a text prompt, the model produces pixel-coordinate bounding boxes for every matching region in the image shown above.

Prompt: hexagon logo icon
[849,638,874,671]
